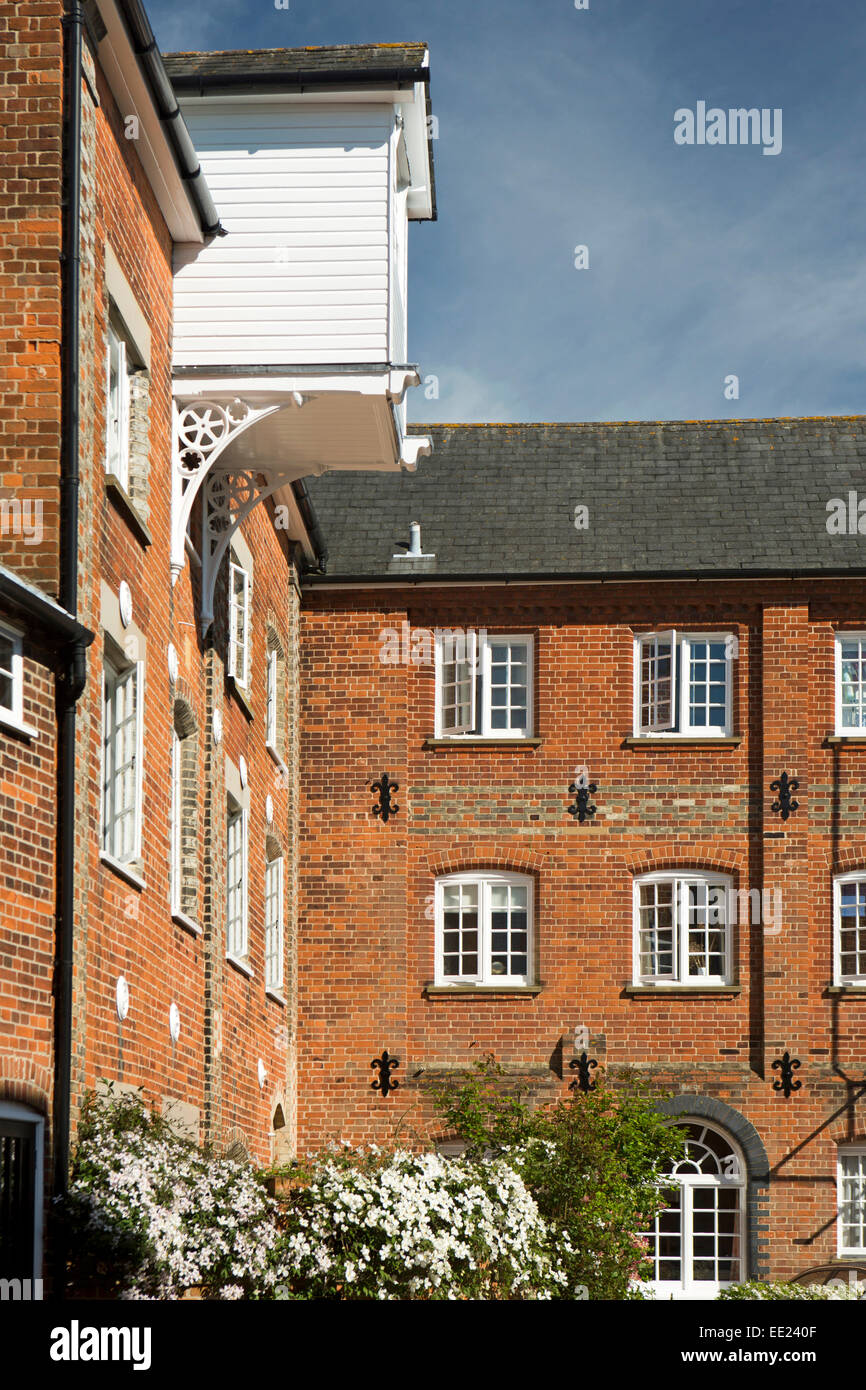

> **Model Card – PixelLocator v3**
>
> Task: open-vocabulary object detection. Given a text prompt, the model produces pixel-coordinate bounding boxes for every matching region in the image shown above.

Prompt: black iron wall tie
[567,780,598,823]
[772,1051,802,1098]
[371,1051,400,1097]
[770,772,799,821]
[568,1051,598,1092]
[372,773,399,822]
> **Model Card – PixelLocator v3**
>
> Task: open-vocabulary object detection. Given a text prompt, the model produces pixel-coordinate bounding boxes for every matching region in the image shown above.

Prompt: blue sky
[148,0,866,423]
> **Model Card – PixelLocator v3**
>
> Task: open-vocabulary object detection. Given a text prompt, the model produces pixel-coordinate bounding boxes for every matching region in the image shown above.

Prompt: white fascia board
[400,68,434,220]
[95,0,204,243]
[173,371,408,400]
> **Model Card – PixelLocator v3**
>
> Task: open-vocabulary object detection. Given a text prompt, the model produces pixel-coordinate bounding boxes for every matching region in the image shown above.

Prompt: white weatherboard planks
[173,101,401,366]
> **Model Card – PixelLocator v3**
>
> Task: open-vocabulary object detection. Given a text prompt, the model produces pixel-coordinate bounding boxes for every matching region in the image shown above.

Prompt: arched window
[641,1121,745,1299]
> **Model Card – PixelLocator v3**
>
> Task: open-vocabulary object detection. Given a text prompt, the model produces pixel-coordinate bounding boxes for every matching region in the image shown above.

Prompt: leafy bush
[61,1091,285,1299]
[718,1280,865,1301]
[431,1056,687,1300]
[278,1144,567,1300]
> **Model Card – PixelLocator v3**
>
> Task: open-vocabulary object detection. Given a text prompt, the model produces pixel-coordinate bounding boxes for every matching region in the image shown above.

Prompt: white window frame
[170,725,181,916]
[226,796,248,961]
[434,870,533,986]
[0,620,26,730]
[633,871,733,986]
[837,1145,866,1255]
[641,1121,746,1300]
[227,558,251,690]
[105,318,131,489]
[835,632,866,736]
[266,645,278,752]
[101,646,144,867]
[633,631,733,738]
[265,854,284,992]
[833,872,866,986]
[0,1101,45,1289]
[434,631,533,739]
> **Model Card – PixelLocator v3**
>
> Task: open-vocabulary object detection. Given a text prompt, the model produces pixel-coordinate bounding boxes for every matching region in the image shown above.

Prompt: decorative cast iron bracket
[371,1051,400,1097]
[772,1051,802,1098]
[567,781,597,823]
[372,773,399,822]
[770,772,799,821]
[568,1052,598,1093]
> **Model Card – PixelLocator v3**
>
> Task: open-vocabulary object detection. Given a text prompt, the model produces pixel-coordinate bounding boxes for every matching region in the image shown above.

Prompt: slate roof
[304,418,866,583]
[163,43,429,85]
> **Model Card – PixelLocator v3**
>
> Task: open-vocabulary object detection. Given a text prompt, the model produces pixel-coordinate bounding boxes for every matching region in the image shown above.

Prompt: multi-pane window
[170,704,197,922]
[634,872,731,984]
[265,628,286,761]
[834,875,866,985]
[0,623,24,726]
[435,872,532,985]
[228,559,250,689]
[266,647,278,748]
[635,631,732,736]
[226,796,248,959]
[265,853,284,992]
[435,631,533,738]
[836,634,866,734]
[102,651,143,865]
[641,1123,744,1298]
[838,1148,866,1254]
[105,320,131,488]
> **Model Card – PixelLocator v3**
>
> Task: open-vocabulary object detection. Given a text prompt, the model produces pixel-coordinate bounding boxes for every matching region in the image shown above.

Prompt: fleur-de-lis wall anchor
[371,1050,400,1097]
[568,765,597,823]
[770,772,799,821]
[568,1051,598,1092]
[372,772,399,822]
[771,1051,802,1098]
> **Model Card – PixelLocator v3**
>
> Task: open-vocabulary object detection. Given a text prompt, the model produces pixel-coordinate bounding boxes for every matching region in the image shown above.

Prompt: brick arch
[172,677,198,726]
[423,847,551,878]
[658,1094,770,1281]
[0,1058,51,1116]
[832,847,866,874]
[623,845,744,879]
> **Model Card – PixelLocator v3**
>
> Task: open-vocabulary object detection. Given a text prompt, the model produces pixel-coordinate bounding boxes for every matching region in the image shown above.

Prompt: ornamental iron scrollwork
[568,1052,598,1093]
[371,1051,400,1097]
[372,773,399,822]
[772,1051,802,1098]
[770,772,799,821]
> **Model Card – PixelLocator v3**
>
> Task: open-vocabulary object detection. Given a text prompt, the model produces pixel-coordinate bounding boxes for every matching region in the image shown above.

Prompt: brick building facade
[301,420,866,1295]
[2,2,864,1303]
[0,3,436,1292]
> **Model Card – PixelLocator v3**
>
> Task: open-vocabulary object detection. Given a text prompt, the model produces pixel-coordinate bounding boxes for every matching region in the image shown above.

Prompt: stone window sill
[226,953,253,979]
[0,709,38,741]
[826,735,866,745]
[228,676,254,722]
[423,737,543,749]
[825,984,866,996]
[100,851,145,892]
[424,983,544,997]
[623,984,741,996]
[267,743,288,775]
[266,988,286,1006]
[623,735,742,748]
[172,910,202,938]
[105,473,152,549]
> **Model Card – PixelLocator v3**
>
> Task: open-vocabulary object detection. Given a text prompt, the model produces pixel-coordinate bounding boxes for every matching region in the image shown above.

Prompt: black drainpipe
[54,0,87,1292]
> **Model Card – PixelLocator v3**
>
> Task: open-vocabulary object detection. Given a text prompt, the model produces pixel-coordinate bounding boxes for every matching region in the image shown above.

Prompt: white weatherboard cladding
[173,101,405,367]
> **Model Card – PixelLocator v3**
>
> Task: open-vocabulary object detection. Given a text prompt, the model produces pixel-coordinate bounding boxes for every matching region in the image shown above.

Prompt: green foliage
[431,1055,686,1300]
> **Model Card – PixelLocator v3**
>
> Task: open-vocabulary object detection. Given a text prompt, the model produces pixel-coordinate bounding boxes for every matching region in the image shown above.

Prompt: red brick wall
[0,0,63,595]
[299,578,866,1278]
